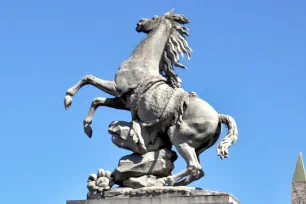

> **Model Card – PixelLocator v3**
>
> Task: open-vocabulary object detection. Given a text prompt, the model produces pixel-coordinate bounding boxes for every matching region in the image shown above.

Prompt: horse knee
[92,97,103,106]
[83,75,95,83]
[187,163,202,172]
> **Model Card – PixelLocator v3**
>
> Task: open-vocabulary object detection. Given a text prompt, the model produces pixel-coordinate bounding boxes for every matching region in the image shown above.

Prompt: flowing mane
[160,14,192,87]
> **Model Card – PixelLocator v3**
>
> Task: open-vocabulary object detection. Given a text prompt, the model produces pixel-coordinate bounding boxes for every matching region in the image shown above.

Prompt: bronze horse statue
[64,9,238,186]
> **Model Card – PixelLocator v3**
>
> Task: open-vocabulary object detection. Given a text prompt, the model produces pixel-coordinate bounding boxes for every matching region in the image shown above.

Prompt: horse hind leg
[174,169,204,186]
[174,153,205,186]
[159,125,202,186]
[163,146,208,186]
[160,142,201,186]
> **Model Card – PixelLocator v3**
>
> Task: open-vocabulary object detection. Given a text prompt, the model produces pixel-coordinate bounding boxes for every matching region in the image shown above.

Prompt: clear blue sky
[0,1,305,203]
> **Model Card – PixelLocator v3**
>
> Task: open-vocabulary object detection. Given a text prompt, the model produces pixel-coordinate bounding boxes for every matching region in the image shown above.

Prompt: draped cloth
[126,76,191,133]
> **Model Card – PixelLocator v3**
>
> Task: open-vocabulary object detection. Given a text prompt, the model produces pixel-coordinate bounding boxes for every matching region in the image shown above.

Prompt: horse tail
[217,114,238,159]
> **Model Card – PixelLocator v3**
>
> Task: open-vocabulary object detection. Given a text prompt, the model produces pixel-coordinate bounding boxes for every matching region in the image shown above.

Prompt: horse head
[136,15,160,33]
[136,9,189,33]
[135,9,192,87]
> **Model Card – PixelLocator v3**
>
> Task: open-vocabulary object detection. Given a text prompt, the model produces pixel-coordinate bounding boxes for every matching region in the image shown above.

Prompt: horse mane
[160,14,192,87]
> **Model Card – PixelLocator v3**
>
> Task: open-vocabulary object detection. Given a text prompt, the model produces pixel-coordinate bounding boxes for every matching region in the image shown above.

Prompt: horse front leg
[64,75,122,109]
[83,97,128,138]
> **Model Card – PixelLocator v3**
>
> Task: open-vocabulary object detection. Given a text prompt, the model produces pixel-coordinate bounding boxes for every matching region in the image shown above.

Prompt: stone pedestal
[67,187,239,204]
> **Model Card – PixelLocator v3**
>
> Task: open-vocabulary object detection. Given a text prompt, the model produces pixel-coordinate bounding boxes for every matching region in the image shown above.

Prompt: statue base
[67,186,239,204]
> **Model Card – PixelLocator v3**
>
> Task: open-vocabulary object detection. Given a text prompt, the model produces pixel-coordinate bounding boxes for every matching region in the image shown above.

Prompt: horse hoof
[84,123,93,138]
[192,170,201,177]
[159,177,176,186]
[157,178,166,186]
[64,95,72,110]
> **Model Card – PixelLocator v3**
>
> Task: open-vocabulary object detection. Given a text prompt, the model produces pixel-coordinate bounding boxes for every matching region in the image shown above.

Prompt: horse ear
[164,8,175,17]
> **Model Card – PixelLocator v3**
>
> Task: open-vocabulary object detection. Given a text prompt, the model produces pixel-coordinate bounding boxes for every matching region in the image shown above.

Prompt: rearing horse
[64,9,238,186]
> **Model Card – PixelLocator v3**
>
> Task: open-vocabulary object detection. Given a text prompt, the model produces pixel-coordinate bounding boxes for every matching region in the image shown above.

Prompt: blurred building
[292,153,306,204]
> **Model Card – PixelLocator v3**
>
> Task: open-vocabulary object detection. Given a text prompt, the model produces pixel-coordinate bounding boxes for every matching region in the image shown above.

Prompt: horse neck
[132,20,172,72]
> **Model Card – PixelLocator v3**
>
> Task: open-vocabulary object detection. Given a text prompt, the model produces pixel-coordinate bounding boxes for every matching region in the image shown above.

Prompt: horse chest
[115,66,159,93]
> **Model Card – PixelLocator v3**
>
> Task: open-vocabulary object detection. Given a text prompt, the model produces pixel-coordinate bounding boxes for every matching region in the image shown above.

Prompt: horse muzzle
[136,23,142,32]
